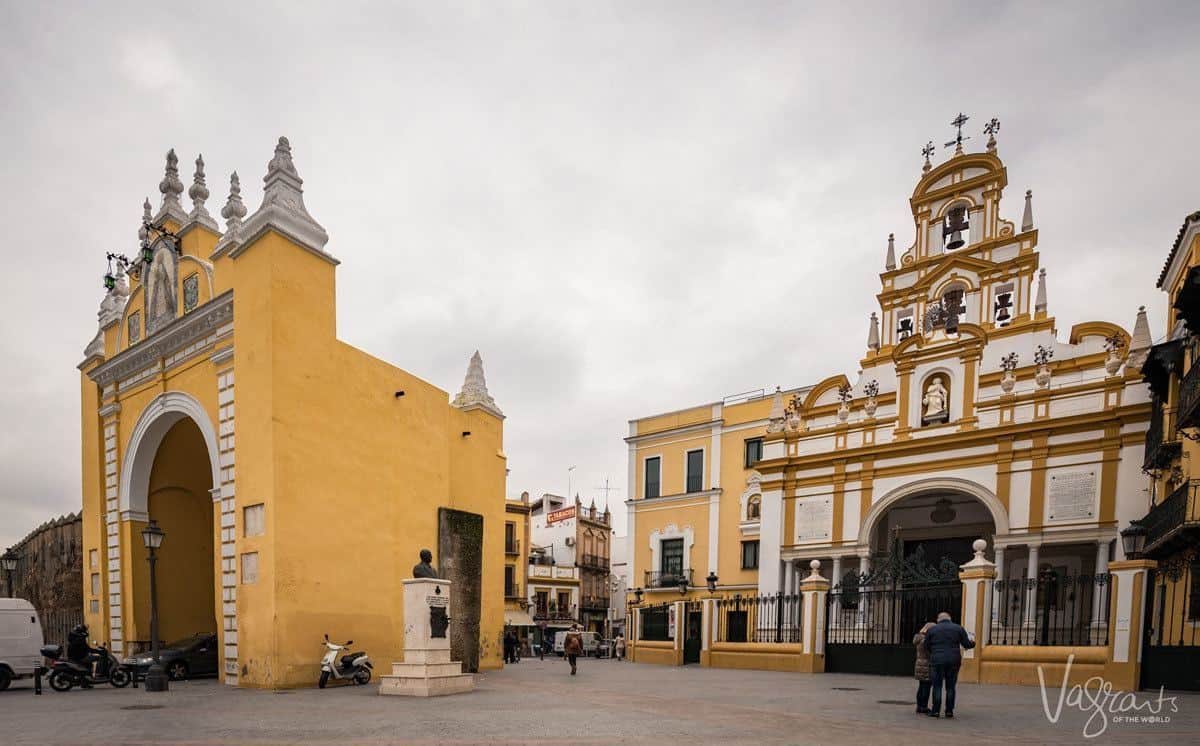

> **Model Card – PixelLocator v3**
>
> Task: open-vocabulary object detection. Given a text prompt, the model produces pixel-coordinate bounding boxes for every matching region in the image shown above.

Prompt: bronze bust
[413,549,439,579]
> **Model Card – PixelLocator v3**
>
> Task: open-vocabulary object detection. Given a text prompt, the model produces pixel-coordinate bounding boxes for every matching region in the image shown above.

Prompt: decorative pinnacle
[867,311,881,351]
[1021,189,1034,232]
[945,112,970,155]
[921,141,935,173]
[220,172,248,230]
[451,350,503,417]
[267,136,298,179]
[159,148,184,201]
[189,154,209,202]
[885,232,896,271]
[984,117,1000,154]
[139,198,151,241]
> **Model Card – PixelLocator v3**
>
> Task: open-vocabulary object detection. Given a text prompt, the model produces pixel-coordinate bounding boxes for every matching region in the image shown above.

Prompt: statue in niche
[144,245,177,333]
[922,377,949,425]
[413,548,439,579]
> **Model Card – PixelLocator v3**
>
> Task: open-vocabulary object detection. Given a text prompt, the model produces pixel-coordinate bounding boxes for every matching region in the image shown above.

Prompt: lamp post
[141,520,168,693]
[706,571,718,595]
[678,575,689,597]
[1,549,17,597]
[1120,521,1147,560]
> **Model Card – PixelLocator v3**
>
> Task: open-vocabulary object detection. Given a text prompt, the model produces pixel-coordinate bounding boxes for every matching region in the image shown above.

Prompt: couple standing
[913,612,975,718]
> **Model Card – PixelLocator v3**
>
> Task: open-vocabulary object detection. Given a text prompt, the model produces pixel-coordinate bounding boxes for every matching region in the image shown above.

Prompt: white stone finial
[155,148,188,225]
[139,197,152,241]
[1128,305,1153,369]
[867,311,881,351]
[960,537,996,570]
[230,136,331,260]
[766,386,785,433]
[186,154,219,230]
[451,350,503,418]
[212,172,248,256]
[885,233,896,271]
[1021,189,1034,232]
[1035,267,1048,314]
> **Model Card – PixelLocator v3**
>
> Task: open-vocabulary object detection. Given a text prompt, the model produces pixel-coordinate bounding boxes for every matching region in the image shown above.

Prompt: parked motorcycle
[42,642,131,691]
[318,634,372,688]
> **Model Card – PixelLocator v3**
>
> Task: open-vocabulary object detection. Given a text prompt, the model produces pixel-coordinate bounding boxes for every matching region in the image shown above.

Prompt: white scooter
[319,634,372,688]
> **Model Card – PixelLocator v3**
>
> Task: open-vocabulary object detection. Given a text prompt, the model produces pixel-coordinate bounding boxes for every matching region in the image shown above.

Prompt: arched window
[747,495,761,520]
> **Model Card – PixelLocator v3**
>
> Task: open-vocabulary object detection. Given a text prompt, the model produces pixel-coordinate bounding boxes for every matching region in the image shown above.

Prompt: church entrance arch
[825,482,1000,676]
[119,392,221,663]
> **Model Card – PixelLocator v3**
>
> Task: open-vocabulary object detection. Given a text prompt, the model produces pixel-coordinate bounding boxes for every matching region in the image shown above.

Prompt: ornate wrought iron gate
[825,546,961,676]
[1141,549,1200,691]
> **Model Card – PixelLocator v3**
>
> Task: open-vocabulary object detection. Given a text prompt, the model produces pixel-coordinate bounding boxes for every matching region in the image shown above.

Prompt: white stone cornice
[88,291,233,387]
[210,346,234,365]
[627,488,721,508]
[624,420,722,444]
[98,402,121,419]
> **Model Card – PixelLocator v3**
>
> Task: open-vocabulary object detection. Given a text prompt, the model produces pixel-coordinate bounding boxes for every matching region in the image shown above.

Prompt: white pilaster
[1024,544,1040,627]
[756,485,783,595]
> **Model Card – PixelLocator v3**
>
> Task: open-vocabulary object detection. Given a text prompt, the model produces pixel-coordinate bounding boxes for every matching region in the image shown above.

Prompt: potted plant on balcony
[1104,333,1126,377]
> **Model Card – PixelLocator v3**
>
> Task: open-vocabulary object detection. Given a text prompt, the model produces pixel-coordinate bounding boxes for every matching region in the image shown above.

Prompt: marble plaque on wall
[1047,469,1096,521]
[795,495,832,543]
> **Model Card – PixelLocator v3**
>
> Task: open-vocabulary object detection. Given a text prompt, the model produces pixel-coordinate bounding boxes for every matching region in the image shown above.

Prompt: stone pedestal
[379,579,475,697]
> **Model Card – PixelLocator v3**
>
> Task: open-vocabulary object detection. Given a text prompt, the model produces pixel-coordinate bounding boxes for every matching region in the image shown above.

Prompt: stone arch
[119,390,221,519]
[857,477,1010,550]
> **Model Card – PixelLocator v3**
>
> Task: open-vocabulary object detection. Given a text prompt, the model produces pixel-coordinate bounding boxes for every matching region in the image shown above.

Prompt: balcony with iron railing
[504,584,522,600]
[532,605,577,622]
[1141,480,1200,557]
[1143,400,1181,473]
[505,538,520,556]
[644,568,693,589]
[581,595,610,610]
[1179,360,1200,431]
[580,553,608,572]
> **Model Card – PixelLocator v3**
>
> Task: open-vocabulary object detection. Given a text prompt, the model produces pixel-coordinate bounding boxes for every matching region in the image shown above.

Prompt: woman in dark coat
[913,622,934,714]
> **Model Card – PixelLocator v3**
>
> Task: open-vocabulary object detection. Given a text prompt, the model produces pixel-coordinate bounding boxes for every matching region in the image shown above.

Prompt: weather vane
[921,140,935,173]
[945,112,970,154]
[984,117,1000,153]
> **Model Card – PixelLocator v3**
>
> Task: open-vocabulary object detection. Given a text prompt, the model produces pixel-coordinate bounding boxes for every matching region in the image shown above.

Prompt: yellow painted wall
[79,363,105,638]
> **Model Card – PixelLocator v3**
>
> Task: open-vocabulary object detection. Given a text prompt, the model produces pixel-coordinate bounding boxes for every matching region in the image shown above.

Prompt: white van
[553,630,600,657]
[0,598,44,690]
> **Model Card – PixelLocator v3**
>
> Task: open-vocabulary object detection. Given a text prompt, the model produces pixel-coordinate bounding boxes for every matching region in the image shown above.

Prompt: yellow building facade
[79,140,508,688]
[1134,209,1200,691]
[625,121,1157,684]
[503,493,533,638]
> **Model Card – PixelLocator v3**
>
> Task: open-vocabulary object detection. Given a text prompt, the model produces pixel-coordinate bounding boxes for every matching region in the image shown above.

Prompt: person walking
[923,611,975,719]
[913,622,935,714]
[615,634,626,662]
[563,624,584,676]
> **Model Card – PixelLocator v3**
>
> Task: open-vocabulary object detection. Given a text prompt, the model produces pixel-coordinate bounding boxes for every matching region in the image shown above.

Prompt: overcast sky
[2,2,1198,550]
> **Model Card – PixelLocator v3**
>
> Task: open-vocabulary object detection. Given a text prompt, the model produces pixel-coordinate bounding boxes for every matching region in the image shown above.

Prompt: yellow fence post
[798,559,829,673]
[958,538,996,684]
[700,598,714,667]
[1103,559,1156,691]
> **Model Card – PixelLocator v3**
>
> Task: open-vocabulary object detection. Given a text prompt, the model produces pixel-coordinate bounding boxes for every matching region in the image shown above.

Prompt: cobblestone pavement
[2,656,1198,744]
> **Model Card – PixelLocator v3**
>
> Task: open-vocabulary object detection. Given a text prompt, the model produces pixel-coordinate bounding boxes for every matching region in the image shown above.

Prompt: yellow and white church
[624,120,1155,683]
[78,139,508,688]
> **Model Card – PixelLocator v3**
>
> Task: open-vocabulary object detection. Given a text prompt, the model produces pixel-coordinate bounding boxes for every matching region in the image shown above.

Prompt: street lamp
[141,519,168,693]
[678,575,689,596]
[1120,521,1147,559]
[1,549,18,597]
[706,571,718,594]
[632,587,644,606]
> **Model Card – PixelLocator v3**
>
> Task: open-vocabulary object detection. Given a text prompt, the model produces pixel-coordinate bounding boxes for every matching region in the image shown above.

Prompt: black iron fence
[990,572,1111,646]
[1141,550,1200,691]
[39,609,83,646]
[640,602,673,641]
[1143,480,1200,554]
[826,580,961,645]
[715,593,802,643]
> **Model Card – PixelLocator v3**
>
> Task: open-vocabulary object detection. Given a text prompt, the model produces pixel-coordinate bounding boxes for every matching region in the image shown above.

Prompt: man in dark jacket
[66,624,97,688]
[922,612,975,718]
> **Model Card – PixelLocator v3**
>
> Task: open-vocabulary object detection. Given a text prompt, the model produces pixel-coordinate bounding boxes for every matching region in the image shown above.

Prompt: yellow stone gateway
[78,138,508,688]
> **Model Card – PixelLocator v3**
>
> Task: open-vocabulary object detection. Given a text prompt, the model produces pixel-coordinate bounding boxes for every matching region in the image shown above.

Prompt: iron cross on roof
[946,112,970,153]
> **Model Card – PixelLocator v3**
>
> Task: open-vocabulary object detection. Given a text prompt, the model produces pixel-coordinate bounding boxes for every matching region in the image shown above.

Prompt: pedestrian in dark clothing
[563,625,584,675]
[913,622,935,714]
[503,630,514,664]
[923,612,975,718]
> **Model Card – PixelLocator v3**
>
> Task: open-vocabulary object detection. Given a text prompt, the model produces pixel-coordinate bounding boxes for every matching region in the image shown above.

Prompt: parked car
[123,633,219,681]
[553,630,601,657]
[0,598,44,690]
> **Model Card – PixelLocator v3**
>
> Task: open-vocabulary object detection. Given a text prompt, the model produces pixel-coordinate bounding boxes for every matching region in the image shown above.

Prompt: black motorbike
[41,643,131,691]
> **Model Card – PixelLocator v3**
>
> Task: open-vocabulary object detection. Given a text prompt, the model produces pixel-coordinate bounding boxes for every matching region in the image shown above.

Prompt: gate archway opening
[121,394,221,657]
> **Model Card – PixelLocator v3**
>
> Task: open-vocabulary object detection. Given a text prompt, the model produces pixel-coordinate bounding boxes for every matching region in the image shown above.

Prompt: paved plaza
[2,657,1198,745]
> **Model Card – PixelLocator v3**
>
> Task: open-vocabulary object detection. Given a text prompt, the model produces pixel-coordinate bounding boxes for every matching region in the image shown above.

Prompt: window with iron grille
[744,438,763,468]
[644,457,661,499]
[686,450,704,493]
[661,538,684,576]
[641,605,671,641]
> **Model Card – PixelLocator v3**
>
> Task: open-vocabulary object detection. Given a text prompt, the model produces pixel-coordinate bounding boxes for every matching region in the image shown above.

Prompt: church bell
[943,206,969,251]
